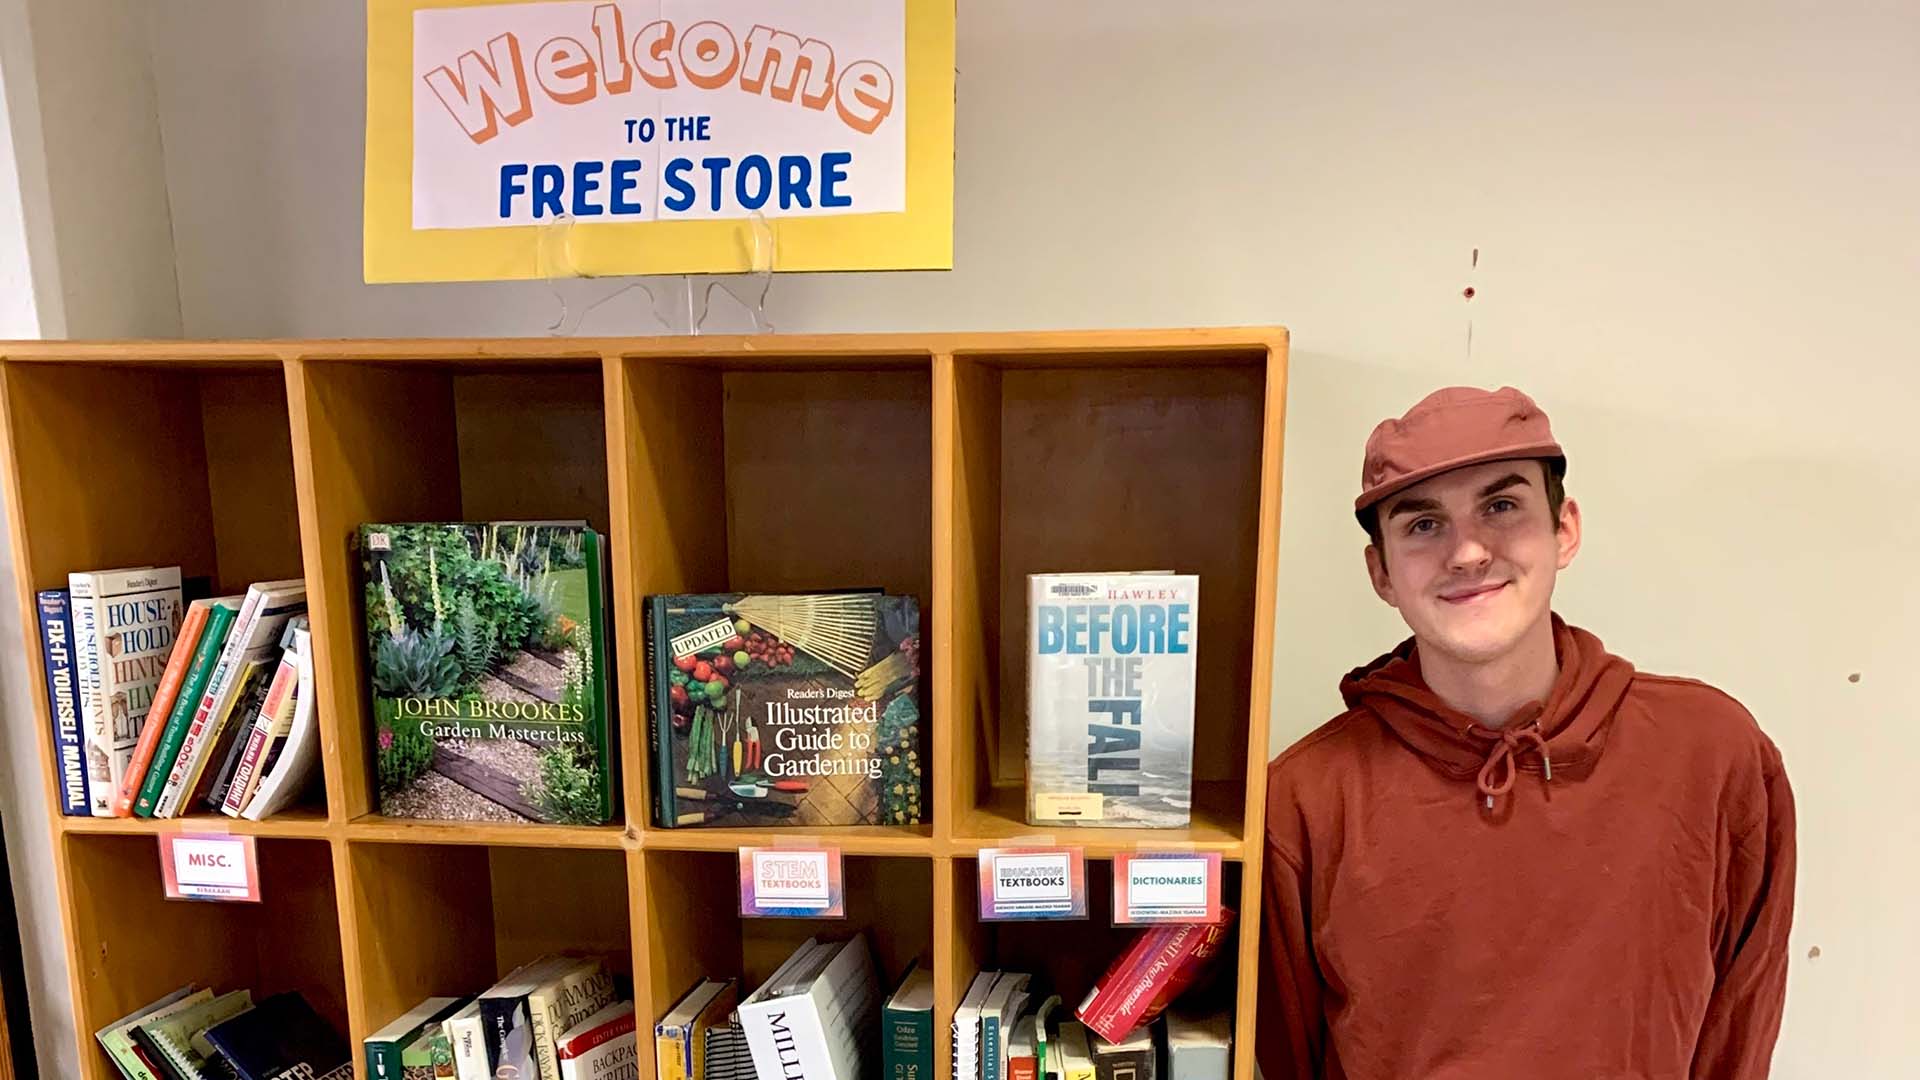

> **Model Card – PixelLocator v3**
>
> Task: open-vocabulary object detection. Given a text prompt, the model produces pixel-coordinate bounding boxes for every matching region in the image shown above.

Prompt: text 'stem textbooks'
[646,592,922,828]
[1027,573,1197,828]
[360,522,614,825]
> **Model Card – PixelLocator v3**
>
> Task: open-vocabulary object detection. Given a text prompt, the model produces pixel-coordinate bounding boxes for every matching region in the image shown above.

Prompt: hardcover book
[1026,573,1197,828]
[881,963,933,1080]
[653,980,735,1080]
[1075,911,1235,1043]
[134,597,240,817]
[738,935,880,1080]
[559,1000,639,1080]
[366,996,465,1080]
[36,589,89,815]
[360,522,614,825]
[645,592,922,828]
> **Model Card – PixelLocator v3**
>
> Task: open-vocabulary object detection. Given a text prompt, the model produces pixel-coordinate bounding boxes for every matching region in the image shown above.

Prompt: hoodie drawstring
[1471,723,1553,809]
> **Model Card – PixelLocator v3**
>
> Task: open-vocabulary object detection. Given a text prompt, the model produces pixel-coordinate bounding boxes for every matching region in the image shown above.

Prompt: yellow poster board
[365,0,954,282]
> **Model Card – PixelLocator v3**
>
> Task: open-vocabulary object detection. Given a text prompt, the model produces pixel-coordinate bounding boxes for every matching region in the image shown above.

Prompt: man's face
[1365,459,1580,665]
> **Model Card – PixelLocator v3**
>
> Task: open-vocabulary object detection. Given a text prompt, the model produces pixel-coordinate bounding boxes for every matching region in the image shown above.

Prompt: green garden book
[134,599,239,818]
[360,522,614,824]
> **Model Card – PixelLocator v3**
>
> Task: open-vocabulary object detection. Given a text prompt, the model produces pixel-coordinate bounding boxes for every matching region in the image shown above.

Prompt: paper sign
[1112,851,1223,925]
[158,834,261,903]
[739,846,845,918]
[365,0,955,281]
[978,846,1087,921]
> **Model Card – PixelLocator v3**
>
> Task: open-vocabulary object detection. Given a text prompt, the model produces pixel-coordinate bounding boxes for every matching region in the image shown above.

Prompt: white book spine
[446,1008,488,1080]
[93,570,183,805]
[558,1030,637,1080]
[68,574,112,815]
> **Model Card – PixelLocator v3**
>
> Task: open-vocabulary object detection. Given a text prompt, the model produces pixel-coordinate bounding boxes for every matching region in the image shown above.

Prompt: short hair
[1362,458,1567,551]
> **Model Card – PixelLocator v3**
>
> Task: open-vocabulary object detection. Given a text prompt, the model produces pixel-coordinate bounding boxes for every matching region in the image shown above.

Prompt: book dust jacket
[1027,573,1197,828]
[361,523,613,824]
[647,592,922,828]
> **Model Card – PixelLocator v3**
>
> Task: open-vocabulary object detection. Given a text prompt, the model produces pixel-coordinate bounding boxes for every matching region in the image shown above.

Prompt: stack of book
[737,935,882,1080]
[38,571,320,820]
[365,954,626,1080]
[94,986,348,1079]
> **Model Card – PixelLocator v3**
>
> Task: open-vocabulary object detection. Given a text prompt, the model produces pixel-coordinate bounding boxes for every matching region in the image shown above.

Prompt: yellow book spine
[656,1030,688,1080]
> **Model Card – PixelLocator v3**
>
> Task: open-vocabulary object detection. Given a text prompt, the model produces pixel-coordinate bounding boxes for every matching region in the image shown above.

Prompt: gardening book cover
[645,592,922,828]
[362,522,614,825]
[1026,573,1197,829]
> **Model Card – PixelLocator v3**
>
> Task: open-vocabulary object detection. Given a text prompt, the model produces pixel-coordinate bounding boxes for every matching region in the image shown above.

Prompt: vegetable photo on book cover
[362,522,612,825]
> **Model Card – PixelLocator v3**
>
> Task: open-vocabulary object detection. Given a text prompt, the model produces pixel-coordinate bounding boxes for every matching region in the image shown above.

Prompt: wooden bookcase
[0,329,1288,1080]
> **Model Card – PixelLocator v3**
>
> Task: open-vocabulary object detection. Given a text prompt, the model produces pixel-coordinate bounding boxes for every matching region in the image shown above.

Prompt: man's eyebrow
[1478,473,1532,498]
[1386,496,1443,520]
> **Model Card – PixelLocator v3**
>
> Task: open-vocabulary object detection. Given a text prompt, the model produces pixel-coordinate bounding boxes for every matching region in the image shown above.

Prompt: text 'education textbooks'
[359,522,615,825]
[645,592,922,828]
[1027,573,1197,828]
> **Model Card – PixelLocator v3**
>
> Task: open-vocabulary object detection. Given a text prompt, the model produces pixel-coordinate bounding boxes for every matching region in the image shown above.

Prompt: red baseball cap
[1355,386,1565,519]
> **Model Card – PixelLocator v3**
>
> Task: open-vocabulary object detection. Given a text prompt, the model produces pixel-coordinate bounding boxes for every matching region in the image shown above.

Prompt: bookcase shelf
[0,330,1286,1080]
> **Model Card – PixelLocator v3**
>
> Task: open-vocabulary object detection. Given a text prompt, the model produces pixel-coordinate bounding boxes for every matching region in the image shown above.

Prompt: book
[1160,1009,1230,1080]
[202,991,350,1080]
[1026,573,1197,828]
[428,1024,459,1079]
[1007,1015,1038,1080]
[95,986,208,1080]
[72,566,183,815]
[196,656,278,810]
[135,598,240,817]
[129,988,253,1080]
[981,974,1031,1080]
[1088,1028,1154,1080]
[481,955,579,1079]
[1052,1024,1095,1080]
[400,1025,449,1080]
[654,979,736,1080]
[645,592,922,828]
[153,579,306,818]
[700,1014,754,1080]
[738,935,880,1080]
[360,522,615,824]
[881,962,933,1080]
[36,589,89,815]
[441,1001,488,1080]
[1075,911,1235,1043]
[529,956,616,1080]
[951,971,999,1080]
[1028,996,1062,1080]
[366,996,466,1080]
[117,597,215,816]
[221,625,304,816]
[241,626,320,820]
[559,999,636,1060]
[559,1001,638,1080]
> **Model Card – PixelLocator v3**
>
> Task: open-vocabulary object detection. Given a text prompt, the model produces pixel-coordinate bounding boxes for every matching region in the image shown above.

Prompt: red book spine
[1010,1056,1037,1080]
[556,1010,637,1061]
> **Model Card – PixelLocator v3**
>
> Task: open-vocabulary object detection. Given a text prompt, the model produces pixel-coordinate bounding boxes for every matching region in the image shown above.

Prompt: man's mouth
[1439,582,1508,605]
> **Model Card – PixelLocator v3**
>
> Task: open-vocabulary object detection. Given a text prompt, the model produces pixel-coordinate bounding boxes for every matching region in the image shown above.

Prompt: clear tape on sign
[536,211,776,337]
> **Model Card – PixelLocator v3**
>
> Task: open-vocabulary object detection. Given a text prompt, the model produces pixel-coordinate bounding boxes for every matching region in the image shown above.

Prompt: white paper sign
[979,847,1086,919]
[411,0,908,229]
[159,834,261,903]
[751,849,831,907]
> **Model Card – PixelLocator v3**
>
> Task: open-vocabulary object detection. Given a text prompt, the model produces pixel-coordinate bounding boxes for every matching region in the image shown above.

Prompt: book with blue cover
[36,588,89,815]
[202,991,350,1080]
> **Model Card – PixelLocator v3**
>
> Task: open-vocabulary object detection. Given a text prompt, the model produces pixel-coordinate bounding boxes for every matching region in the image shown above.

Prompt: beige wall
[4,0,1915,1075]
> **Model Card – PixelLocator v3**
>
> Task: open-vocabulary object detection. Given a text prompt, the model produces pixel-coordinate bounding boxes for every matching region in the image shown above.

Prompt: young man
[1259,387,1795,1079]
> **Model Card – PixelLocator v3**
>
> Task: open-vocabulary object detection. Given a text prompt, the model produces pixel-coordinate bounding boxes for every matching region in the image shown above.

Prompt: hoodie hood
[1340,615,1636,806]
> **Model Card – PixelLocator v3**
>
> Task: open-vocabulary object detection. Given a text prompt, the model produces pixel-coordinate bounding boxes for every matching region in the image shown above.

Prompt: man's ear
[1555,496,1583,570]
[1365,543,1399,608]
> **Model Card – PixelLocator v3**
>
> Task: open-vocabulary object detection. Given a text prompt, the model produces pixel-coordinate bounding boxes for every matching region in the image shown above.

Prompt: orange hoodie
[1259,617,1795,1079]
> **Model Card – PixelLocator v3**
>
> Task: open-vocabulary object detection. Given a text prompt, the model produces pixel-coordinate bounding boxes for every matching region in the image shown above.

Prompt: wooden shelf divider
[0,329,1287,1080]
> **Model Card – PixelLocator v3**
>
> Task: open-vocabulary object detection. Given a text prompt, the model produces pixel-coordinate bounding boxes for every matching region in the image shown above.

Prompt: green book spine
[644,595,674,826]
[584,529,614,823]
[884,1006,933,1080]
[366,1037,404,1080]
[135,604,237,818]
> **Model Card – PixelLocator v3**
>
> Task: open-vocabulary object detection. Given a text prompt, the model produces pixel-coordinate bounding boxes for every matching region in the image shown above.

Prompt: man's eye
[1408,518,1439,535]
[1487,498,1517,514]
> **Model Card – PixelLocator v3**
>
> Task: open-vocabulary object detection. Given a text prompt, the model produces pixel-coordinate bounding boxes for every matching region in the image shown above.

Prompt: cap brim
[1354,442,1566,518]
